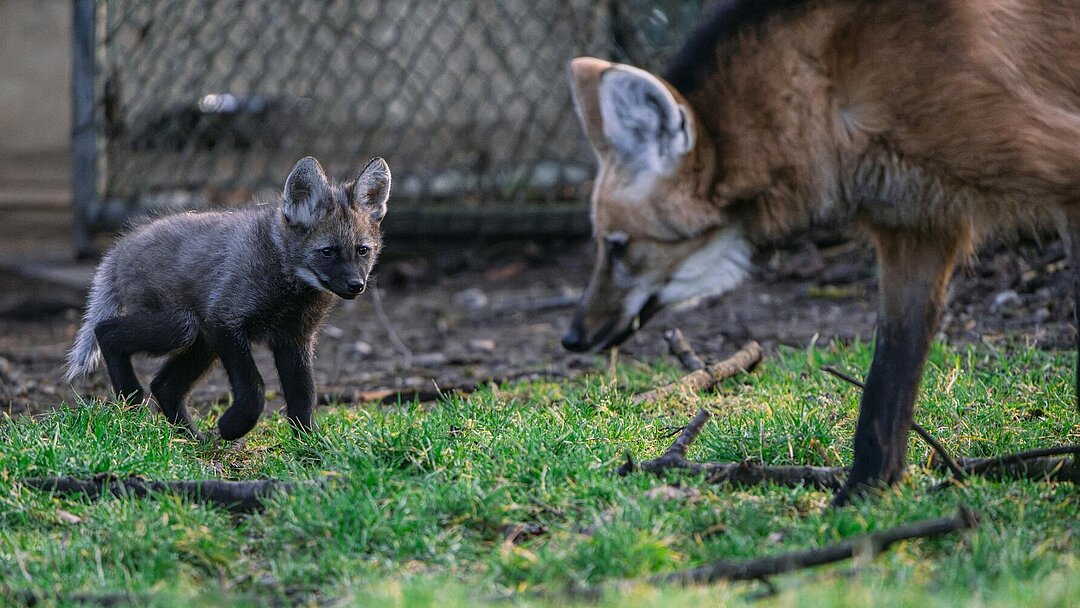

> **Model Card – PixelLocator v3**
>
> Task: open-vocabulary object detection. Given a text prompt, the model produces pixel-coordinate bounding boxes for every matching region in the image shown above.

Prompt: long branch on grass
[958,444,1080,475]
[820,365,967,482]
[318,369,569,406]
[21,475,314,513]
[634,341,762,404]
[19,591,144,607]
[619,408,847,490]
[651,507,978,586]
[929,446,1080,489]
[955,455,1080,483]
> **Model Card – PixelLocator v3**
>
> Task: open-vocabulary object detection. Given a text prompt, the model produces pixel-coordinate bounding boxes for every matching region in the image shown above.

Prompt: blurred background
[0,0,1072,417]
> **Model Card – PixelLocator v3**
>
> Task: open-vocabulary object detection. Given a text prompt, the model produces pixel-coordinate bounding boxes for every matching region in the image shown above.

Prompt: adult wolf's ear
[568,57,611,152]
[352,157,391,222]
[570,58,694,175]
[282,156,330,226]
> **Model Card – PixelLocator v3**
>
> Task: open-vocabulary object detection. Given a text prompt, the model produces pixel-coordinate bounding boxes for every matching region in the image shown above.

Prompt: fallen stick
[21,475,314,513]
[958,445,1080,475]
[319,384,464,406]
[619,408,847,490]
[634,341,762,404]
[958,456,1080,483]
[929,447,1080,490]
[318,370,570,406]
[664,328,705,372]
[652,507,978,586]
[18,591,143,607]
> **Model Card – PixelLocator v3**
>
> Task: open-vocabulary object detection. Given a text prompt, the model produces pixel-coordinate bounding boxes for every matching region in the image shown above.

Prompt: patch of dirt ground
[1,229,1075,419]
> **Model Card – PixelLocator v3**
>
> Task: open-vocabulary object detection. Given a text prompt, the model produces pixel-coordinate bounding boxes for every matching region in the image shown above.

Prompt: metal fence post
[72,0,97,259]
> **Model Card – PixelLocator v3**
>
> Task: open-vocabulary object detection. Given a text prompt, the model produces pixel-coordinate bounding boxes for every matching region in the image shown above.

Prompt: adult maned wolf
[66,156,391,441]
[562,0,1080,504]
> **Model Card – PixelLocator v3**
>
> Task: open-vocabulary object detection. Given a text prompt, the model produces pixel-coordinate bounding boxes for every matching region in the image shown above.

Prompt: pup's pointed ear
[352,157,391,222]
[568,57,612,152]
[282,156,330,226]
[598,65,693,174]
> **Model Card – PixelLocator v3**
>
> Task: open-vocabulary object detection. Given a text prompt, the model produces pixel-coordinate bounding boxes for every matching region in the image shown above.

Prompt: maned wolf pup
[563,0,1080,504]
[65,156,391,440]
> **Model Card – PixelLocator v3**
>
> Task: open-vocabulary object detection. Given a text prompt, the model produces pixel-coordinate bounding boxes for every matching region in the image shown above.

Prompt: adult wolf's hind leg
[833,229,962,506]
[1057,212,1080,412]
[95,313,198,404]
[150,334,216,439]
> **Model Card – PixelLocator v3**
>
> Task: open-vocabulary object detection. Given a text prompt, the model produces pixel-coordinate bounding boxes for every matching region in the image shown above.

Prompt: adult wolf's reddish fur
[563,0,1080,504]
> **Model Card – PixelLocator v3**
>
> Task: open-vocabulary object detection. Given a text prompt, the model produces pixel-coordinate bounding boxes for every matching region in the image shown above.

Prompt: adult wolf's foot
[831,465,906,507]
[830,479,867,507]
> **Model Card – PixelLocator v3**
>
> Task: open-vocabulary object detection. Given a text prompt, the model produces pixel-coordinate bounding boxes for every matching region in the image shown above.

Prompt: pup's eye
[318,246,336,258]
[356,244,371,256]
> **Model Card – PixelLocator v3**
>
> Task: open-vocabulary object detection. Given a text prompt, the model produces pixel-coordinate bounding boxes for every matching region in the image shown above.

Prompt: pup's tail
[65,265,120,383]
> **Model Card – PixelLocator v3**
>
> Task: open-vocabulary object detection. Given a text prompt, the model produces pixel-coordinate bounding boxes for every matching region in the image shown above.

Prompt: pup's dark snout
[346,279,366,295]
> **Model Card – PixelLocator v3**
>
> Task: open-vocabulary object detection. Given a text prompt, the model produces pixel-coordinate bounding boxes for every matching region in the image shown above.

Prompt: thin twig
[369,280,413,361]
[820,365,864,389]
[911,424,967,481]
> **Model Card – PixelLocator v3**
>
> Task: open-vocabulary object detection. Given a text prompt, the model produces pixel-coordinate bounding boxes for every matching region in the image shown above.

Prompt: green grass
[1,340,1078,607]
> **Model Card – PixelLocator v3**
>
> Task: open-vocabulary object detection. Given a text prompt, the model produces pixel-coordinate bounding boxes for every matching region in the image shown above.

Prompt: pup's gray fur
[66,156,390,439]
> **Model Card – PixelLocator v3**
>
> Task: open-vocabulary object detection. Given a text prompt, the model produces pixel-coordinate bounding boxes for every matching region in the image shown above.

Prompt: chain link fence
[74,0,713,253]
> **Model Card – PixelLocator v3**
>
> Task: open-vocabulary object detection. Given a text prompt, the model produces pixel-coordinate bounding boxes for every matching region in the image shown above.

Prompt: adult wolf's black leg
[95,313,198,404]
[209,328,265,440]
[833,230,962,506]
[150,334,216,439]
[1058,213,1080,413]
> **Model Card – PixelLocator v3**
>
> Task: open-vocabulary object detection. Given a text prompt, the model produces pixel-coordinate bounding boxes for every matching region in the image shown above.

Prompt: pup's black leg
[272,338,316,433]
[149,334,216,439]
[209,328,264,440]
[95,313,198,404]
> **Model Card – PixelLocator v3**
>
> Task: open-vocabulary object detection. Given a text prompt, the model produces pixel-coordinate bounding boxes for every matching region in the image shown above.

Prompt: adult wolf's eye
[356,244,370,256]
[319,246,336,258]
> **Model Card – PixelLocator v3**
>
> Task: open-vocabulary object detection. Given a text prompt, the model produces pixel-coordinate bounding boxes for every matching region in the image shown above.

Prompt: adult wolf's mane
[663,0,816,93]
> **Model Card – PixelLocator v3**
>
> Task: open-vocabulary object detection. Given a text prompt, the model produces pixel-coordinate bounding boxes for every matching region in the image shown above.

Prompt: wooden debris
[957,455,1079,483]
[619,408,846,490]
[318,370,569,406]
[21,475,316,513]
[634,341,762,404]
[664,328,705,372]
[653,507,978,586]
